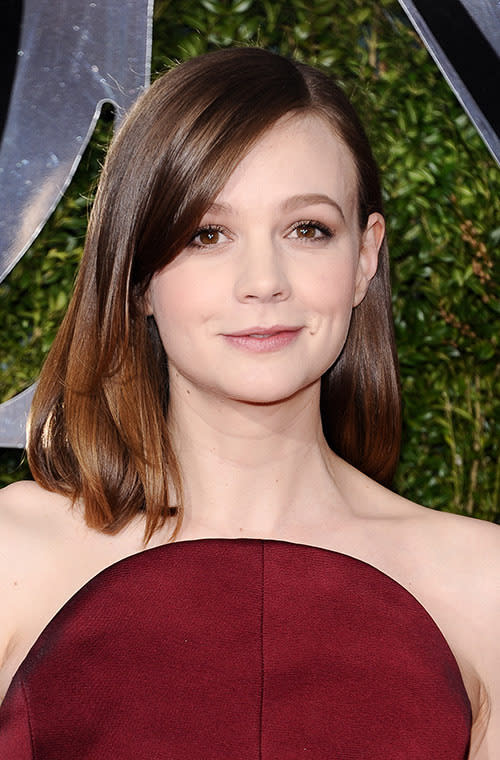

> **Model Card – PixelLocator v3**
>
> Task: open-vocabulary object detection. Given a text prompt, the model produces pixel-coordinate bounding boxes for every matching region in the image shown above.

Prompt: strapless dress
[0,539,471,758]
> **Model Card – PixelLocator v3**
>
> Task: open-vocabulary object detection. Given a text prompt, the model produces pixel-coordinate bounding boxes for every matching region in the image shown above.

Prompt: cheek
[150,273,187,349]
[300,255,357,315]
[150,266,223,346]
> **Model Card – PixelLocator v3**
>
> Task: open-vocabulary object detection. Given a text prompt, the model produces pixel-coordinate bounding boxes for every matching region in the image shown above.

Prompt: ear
[143,287,154,317]
[353,212,385,307]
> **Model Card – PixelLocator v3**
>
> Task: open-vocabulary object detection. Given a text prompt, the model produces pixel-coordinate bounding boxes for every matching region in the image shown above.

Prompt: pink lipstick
[222,326,302,353]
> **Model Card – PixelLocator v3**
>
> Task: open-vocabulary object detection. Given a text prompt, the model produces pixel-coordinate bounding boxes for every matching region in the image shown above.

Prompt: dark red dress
[0,539,471,758]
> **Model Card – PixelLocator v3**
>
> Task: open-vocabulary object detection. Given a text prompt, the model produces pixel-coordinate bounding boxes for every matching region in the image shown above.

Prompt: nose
[234,237,291,303]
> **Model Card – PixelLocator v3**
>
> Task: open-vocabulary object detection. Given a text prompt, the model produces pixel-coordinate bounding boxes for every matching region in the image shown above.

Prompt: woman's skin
[0,114,498,756]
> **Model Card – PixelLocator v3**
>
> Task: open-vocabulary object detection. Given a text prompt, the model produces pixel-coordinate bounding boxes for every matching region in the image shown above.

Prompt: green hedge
[1,0,498,522]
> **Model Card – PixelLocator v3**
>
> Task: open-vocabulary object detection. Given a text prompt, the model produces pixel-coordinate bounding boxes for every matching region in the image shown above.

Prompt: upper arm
[469,658,499,759]
[465,522,500,759]
[0,481,56,700]
[0,485,27,699]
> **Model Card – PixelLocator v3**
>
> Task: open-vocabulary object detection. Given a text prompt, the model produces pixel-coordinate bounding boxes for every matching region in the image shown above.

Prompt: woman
[0,47,498,758]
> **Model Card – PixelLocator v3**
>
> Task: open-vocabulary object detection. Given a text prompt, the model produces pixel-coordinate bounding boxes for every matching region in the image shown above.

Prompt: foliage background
[1,0,498,522]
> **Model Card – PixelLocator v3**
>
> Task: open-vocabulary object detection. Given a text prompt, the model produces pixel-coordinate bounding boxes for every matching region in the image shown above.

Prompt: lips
[224,325,301,338]
[222,326,302,353]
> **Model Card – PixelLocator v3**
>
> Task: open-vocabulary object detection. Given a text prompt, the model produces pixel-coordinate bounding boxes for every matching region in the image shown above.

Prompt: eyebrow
[204,194,346,222]
[204,201,233,216]
[280,193,345,222]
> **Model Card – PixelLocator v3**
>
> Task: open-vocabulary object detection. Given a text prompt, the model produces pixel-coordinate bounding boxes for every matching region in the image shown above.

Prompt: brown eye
[297,224,317,239]
[289,221,334,243]
[188,225,229,249]
[198,229,220,245]
[289,221,332,242]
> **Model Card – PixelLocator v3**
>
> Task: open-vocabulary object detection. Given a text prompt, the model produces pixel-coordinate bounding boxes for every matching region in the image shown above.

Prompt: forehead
[214,114,358,215]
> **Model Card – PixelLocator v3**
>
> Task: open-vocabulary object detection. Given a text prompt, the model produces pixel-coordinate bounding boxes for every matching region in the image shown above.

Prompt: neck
[167,381,345,540]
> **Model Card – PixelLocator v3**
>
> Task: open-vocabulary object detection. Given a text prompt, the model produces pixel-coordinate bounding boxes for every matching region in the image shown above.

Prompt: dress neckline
[60,535,469,701]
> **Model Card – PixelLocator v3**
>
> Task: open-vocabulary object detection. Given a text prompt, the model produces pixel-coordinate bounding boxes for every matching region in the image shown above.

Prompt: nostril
[243,289,284,302]
[234,261,291,303]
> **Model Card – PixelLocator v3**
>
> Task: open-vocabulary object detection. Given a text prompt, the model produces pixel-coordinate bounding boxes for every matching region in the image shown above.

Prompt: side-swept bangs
[28,47,400,541]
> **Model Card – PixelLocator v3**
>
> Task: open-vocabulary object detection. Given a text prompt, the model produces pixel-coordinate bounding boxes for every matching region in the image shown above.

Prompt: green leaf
[232,0,254,12]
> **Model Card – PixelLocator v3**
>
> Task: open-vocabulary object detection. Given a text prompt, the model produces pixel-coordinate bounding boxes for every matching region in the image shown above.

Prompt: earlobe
[144,286,154,317]
[353,212,385,307]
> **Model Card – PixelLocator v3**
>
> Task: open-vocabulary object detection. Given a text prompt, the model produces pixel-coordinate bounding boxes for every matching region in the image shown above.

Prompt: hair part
[28,47,401,543]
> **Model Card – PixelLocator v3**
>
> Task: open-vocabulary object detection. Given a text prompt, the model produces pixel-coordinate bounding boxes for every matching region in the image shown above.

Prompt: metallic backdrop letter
[0,0,152,447]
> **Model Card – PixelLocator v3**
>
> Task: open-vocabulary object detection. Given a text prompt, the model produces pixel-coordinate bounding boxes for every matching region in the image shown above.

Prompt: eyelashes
[188,224,228,249]
[288,220,334,241]
[187,220,335,250]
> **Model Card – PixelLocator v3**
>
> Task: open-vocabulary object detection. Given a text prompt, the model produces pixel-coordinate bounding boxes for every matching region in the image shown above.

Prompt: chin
[218,377,319,406]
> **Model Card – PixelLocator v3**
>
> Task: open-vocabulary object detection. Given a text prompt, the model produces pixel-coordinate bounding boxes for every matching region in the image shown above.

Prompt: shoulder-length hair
[28,47,401,542]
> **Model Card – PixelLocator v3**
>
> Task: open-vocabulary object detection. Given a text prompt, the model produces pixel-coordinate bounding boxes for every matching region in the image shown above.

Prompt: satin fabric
[0,539,471,758]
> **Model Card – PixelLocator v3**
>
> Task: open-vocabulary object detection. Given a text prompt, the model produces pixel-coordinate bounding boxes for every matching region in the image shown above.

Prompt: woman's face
[148,114,384,407]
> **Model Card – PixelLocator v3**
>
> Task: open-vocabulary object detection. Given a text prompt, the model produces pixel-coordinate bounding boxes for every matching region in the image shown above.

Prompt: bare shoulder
[0,480,78,574]
[376,487,500,757]
[341,456,499,564]
[0,478,74,523]
[420,509,500,759]
[0,481,150,702]
[401,494,499,564]
[337,453,499,558]
[0,481,100,700]
[398,493,499,595]
[412,505,500,645]
[368,479,500,613]
[0,481,75,613]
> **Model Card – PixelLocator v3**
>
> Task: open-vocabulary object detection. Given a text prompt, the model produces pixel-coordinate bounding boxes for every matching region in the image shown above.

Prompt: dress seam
[20,676,36,759]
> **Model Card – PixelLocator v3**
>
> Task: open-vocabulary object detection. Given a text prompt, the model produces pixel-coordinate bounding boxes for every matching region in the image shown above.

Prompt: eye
[288,221,333,242]
[188,225,229,248]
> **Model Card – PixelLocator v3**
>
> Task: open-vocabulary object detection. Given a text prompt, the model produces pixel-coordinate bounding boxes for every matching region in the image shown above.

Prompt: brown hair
[28,47,401,542]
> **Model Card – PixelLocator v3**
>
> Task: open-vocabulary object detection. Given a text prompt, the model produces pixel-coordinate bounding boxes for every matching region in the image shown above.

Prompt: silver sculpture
[0,0,153,447]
